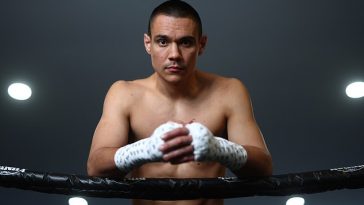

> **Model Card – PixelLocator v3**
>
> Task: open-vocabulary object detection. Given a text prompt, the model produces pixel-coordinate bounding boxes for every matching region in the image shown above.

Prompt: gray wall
[1,0,364,204]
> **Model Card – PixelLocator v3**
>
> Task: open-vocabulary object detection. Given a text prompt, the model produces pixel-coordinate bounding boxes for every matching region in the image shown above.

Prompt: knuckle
[182,136,192,143]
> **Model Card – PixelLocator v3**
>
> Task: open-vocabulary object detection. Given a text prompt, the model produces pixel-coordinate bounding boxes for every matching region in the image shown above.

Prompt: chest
[129,95,227,140]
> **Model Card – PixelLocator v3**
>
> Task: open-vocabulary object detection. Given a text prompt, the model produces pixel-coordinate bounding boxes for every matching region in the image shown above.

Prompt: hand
[185,122,248,170]
[159,126,195,164]
[185,122,214,161]
[114,121,183,174]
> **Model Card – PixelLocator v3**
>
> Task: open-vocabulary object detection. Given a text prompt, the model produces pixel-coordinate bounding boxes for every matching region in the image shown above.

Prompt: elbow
[87,167,97,177]
[87,158,97,177]
[87,155,103,177]
[246,152,273,177]
[87,155,123,179]
[252,150,273,176]
[262,153,273,176]
[235,147,273,177]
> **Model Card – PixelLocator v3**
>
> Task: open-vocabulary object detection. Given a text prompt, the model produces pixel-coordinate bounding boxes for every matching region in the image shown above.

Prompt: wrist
[186,122,248,171]
[114,121,183,174]
[213,137,248,171]
[114,138,156,174]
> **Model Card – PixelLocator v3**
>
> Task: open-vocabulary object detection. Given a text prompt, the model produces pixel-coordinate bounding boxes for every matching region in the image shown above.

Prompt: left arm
[225,78,272,177]
[157,78,272,176]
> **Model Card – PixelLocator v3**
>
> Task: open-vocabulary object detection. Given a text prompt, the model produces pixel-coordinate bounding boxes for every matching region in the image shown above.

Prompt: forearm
[113,122,183,175]
[232,145,273,177]
[186,122,272,177]
[87,147,123,178]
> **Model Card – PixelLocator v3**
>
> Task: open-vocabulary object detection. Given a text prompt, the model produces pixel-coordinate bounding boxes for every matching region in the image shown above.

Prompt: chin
[163,74,186,83]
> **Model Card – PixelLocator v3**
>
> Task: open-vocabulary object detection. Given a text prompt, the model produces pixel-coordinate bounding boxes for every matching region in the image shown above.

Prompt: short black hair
[148,0,203,37]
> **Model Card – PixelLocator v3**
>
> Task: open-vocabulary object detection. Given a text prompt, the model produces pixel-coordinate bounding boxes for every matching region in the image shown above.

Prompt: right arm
[87,81,131,178]
[87,83,190,178]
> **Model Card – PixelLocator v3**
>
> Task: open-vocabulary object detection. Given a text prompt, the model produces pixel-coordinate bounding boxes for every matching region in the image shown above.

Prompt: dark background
[1,0,363,204]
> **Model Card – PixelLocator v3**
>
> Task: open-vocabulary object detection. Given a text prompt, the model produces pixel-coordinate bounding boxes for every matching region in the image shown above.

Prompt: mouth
[165,65,184,73]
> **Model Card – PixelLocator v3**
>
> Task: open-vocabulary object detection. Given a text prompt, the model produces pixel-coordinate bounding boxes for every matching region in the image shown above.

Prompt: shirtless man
[87,1,272,205]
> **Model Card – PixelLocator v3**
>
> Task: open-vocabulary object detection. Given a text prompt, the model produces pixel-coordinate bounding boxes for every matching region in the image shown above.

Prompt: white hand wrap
[186,122,248,171]
[114,122,182,174]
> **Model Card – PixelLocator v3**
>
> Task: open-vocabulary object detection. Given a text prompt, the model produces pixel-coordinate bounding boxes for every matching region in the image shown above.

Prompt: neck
[153,70,202,99]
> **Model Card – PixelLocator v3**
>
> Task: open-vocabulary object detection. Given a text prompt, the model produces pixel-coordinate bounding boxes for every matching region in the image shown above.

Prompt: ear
[198,35,207,56]
[144,33,151,54]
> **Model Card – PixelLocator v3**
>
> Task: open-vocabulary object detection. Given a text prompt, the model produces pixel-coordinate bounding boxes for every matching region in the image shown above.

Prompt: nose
[168,43,182,61]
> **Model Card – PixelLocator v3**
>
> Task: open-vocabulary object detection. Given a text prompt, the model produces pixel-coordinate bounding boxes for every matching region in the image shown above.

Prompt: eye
[180,38,195,47]
[156,38,168,47]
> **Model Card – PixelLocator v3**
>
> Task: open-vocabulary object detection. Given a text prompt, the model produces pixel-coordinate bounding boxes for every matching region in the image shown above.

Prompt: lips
[165,66,184,73]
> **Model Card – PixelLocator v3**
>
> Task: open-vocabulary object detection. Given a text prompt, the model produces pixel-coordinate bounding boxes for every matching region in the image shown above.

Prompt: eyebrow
[179,36,196,42]
[153,34,196,41]
[154,34,168,39]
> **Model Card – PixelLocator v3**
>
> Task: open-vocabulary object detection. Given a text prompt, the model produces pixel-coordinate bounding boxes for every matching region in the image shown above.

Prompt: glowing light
[68,197,88,205]
[346,81,364,98]
[7,83,32,100]
[286,197,305,205]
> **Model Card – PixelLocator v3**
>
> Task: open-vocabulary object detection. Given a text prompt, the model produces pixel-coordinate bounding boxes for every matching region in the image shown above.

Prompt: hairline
[148,14,202,39]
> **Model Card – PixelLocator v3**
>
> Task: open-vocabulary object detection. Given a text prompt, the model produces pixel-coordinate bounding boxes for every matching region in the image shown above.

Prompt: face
[144,15,207,83]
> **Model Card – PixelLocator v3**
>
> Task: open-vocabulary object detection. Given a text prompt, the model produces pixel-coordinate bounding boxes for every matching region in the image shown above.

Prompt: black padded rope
[1,165,364,200]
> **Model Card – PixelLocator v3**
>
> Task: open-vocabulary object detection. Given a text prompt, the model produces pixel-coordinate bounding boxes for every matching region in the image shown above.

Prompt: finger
[162,145,194,161]
[159,135,192,152]
[162,127,189,141]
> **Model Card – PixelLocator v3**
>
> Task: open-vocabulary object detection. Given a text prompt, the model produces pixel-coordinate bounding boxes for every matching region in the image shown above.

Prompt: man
[87,1,272,204]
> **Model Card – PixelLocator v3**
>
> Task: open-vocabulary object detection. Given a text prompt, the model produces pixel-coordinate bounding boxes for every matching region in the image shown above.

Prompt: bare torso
[125,71,230,205]
[88,12,272,205]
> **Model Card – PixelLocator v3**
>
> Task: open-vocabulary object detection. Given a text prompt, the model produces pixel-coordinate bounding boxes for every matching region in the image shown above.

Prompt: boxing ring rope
[1,165,364,200]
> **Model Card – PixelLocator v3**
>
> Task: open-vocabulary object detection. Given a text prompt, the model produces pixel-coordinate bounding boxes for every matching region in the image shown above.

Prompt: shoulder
[105,80,133,103]
[102,80,149,115]
[223,77,249,98]
[201,71,249,97]
[107,79,149,98]
[226,79,253,119]
[205,74,252,115]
